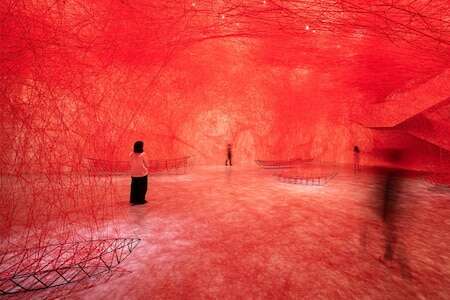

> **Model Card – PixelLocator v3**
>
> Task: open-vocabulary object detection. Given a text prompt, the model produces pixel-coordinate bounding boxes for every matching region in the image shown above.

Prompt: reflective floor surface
[8,166,450,299]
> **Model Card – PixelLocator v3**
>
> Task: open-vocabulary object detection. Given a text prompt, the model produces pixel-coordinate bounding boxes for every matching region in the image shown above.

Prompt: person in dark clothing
[129,141,149,205]
[361,148,412,277]
[225,144,232,166]
[379,151,412,278]
[353,145,361,172]
[379,149,403,261]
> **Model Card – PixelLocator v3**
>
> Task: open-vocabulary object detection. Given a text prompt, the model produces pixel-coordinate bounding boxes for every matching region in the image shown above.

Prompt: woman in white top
[129,141,149,205]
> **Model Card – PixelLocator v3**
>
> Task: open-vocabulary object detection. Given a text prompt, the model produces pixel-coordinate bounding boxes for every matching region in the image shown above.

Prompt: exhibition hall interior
[1,0,450,299]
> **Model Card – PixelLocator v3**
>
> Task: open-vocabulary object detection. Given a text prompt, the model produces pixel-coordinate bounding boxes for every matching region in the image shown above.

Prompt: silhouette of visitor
[225,144,232,166]
[380,149,403,261]
[353,145,361,172]
[360,147,411,277]
[129,141,149,205]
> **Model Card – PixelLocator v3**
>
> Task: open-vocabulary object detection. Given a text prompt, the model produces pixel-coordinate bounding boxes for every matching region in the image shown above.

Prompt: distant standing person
[353,146,361,172]
[225,144,233,166]
[129,141,149,205]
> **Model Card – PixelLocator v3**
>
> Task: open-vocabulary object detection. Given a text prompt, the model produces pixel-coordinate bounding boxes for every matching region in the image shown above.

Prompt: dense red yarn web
[0,0,450,296]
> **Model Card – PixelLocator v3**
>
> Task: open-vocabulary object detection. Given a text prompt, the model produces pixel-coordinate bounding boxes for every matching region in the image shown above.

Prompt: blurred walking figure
[129,141,149,205]
[360,147,411,277]
[225,144,233,166]
[380,149,403,261]
[353,145,361,172]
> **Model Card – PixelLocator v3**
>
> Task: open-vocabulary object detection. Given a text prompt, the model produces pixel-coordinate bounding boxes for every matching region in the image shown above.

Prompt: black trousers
[130,175,148,204]
[225,155,232,166]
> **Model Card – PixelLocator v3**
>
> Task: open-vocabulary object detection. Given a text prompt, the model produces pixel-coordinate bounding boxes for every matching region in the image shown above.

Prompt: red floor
[7,166,450,299]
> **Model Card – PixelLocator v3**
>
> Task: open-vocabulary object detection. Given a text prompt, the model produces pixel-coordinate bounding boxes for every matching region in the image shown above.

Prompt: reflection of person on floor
[129,141,149,205]
[225,144,233,166]
[353,145,361,172]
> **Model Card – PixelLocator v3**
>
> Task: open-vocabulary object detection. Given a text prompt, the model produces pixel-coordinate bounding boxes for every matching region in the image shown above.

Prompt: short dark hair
[133,141,144,153]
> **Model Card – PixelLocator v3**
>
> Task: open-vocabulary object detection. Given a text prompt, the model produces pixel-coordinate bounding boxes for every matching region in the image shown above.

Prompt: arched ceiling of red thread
[1,0,450,164]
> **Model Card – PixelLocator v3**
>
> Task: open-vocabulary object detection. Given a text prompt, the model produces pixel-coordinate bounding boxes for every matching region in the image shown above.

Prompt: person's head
[227,144,232,148]
[354,146,360,152]
[133,141,144,153]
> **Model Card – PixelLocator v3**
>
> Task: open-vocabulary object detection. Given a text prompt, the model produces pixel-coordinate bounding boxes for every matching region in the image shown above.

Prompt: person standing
[129,141,149,205]
[353,145,361,172]
[225,144,233,166]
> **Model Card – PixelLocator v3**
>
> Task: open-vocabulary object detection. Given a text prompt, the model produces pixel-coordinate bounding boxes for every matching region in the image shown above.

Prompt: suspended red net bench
[425,159,450,186]
[146,156,190,175]
[86,158,130,174]
[276,165,338,186]
[0,238,140,295]
[86,156,190,175]
[255,158,313,169]
[426,172,450,186]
